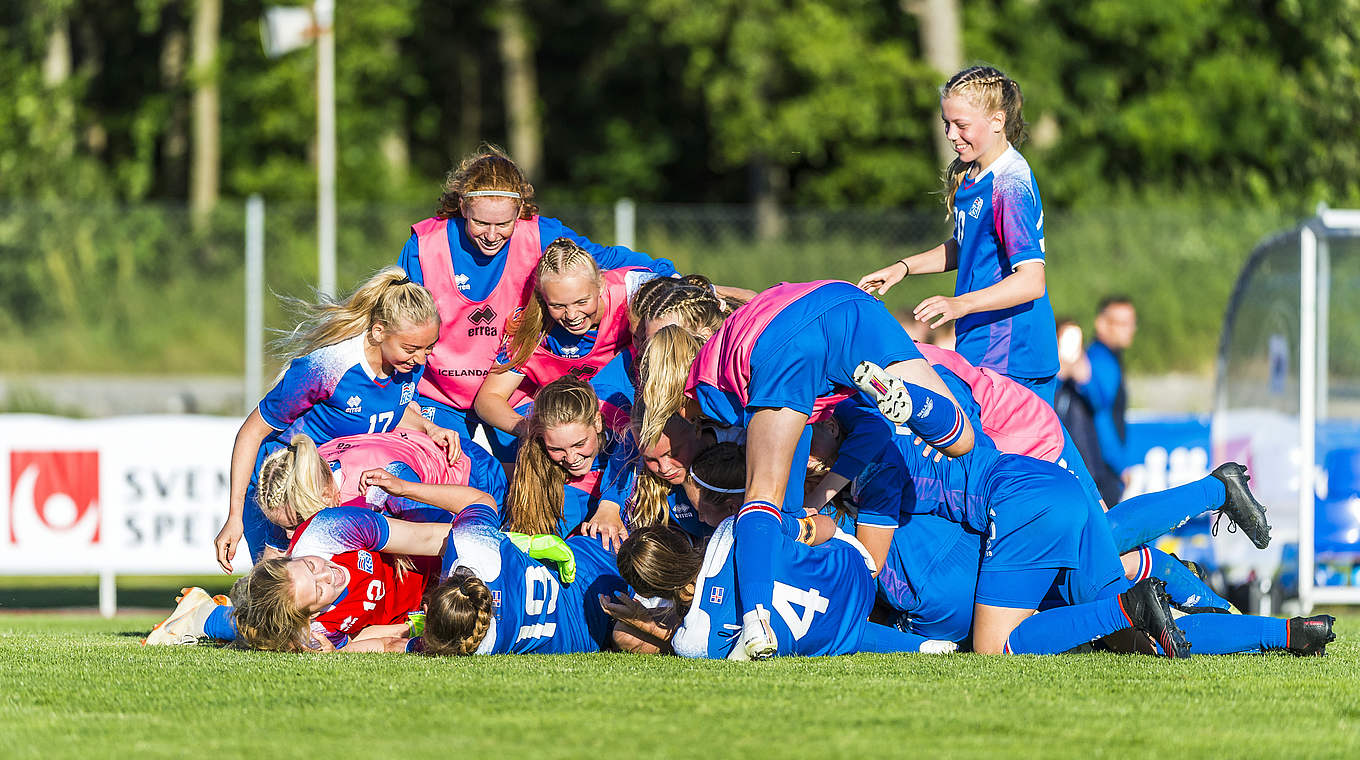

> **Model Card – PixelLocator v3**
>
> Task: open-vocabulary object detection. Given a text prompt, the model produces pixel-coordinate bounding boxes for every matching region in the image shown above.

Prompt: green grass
[1,609,1358,758]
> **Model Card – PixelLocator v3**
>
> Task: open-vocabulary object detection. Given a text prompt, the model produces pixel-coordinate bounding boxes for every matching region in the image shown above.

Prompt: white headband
[464,190,522,199]
[691,471,744,494]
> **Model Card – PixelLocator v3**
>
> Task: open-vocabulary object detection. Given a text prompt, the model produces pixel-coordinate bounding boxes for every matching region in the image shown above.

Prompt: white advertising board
[0,414,250,576]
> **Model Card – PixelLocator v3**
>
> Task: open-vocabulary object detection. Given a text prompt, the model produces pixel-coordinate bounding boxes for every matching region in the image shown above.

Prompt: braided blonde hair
[257,435,333,530]
[499,238,603,371]
[421,568,496,656]
[941,65,1026,216]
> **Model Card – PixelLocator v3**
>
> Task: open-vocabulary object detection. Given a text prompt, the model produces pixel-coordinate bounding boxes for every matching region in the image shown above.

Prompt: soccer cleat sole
[852,361,914,424]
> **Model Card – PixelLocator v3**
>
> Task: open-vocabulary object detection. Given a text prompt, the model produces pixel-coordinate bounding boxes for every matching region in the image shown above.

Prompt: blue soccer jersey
[258,334,422,445]
[951,146,1058,381]
[671,517,877,659]
[441,504,626,654]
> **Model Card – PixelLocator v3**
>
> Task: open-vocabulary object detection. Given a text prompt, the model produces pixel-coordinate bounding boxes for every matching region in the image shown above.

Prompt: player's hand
[911,436,946,463]
[359,468,410,498]
[214,517,244,573]
[599,590,653,630]
[426,426,462,466]
[857,261,909,295]
[582,510,629,552]
[913,294,968,329]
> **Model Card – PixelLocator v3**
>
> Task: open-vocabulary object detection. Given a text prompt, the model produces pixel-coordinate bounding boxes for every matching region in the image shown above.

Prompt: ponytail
[272,267,438,362]
[940,65,1026,217]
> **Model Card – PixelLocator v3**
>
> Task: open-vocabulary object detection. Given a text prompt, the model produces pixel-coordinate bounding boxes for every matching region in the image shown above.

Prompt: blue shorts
[981,456,1084,573]
[243,439,289,560]
[747,283,922,414]
[879,515,983,642]
[1011,374,1057,407]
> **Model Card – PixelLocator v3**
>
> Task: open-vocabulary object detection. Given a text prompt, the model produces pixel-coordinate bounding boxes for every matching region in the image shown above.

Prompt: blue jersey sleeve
[850,462,903,529]
[257,353,338,431]
[398,233,425,286]
[995,175,1045,267]
[537,217,677,276]
[291,507,391,557]
[830,398,897,480]
[465,441,508,507]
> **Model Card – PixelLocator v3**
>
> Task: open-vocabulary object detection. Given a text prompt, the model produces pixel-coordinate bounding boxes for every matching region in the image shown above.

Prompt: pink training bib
[319,429,472,506]
[413,216,543,410]
[687,280,852,422]
[917,343,1065,461]
[506,266,644,409]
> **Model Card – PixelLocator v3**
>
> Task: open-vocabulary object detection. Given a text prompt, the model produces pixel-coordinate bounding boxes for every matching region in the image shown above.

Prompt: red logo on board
[8,451,101,544]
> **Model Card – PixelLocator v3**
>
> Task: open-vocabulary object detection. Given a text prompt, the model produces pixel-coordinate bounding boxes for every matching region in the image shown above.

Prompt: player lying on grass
[255,430,506,537]
[411,500,629,656]
[805,400,1335,656]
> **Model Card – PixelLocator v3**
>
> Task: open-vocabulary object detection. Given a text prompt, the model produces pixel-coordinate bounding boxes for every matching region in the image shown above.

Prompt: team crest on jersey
[346,395,363,413]
[491,589,502,615]
[709,586,726,604]
[420,406,436,421]
[356,550,374,574]
[455,273,470,291]
[969,197,984,219]
[399,382,415,405]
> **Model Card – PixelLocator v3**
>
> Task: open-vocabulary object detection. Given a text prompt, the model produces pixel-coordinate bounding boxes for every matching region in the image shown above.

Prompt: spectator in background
[1054,319,1122,505]
[1079,296,1138,504]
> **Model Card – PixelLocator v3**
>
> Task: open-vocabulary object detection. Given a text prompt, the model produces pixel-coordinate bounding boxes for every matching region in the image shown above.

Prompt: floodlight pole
[315,0,336,298]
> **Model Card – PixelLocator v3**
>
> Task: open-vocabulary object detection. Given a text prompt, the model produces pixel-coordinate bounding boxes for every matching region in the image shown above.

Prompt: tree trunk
[904,0,962,166]
[190,0,221,232]
[751,158,786,242]
[497,0,541,180]
[42,13,74,160]
[160,18,189,195]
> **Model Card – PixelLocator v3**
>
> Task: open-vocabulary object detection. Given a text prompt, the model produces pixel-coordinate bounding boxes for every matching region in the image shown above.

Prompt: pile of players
[145,65,1335,660]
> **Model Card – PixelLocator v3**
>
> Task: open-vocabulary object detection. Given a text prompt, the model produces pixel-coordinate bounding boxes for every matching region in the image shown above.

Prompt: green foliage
[2,611,1360,759]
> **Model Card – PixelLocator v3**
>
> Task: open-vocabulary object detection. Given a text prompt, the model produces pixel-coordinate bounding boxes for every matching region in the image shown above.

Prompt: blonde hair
[272,267,438,362]
[624,409,689,531]
[257,435,333,530]
[421,568,495,656]
[436,144,538,220]
[941,65,1026,216]
[504,377,604,536]
[635,325,701,452]
[632,283,729,343]
[229,558,313,652]
[499,238,603,371]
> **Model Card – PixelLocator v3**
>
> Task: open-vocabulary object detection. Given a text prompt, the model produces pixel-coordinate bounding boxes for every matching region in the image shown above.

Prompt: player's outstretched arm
[217,409,277,572]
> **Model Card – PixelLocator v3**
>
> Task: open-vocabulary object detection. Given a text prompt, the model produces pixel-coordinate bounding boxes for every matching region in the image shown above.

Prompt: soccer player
[415,502,629,656]
[857,66,1058,405]
[397,147,675,440]
[473,238,656,463]
[501,377,633,543]
[214,268,462,570]
[254,429,507,534]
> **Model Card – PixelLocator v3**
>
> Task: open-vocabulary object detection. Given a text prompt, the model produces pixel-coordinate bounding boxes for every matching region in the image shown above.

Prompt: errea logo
[346,395,363,413]
[455,273,470,291]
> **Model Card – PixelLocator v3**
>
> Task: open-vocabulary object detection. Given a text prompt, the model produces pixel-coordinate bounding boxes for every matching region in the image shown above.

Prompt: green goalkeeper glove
[505,532,577,585]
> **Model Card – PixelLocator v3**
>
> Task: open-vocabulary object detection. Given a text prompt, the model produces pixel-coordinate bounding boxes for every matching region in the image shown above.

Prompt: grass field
[2,602,1358,759]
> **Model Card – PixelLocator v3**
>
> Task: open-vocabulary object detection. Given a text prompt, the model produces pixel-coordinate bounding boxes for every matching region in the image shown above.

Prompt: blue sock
[1004,594,1132,655]
[903,382,965,450]
[857,622,934,653]
[204,604,238,640]
[1105,475,1226,550]
[1144,546,1232,611]
[733,503,782,626]
[1177,614,1288,654]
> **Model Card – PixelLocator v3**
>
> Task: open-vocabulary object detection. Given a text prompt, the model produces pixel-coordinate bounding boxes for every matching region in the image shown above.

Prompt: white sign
[0,414,249,575]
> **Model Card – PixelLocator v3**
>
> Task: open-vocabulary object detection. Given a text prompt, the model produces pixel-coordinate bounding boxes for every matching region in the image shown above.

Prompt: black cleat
[1284,614,1336,656]
[1119,578,1192,659]
[1172,553,1210,582]
[1210,462,1272,550]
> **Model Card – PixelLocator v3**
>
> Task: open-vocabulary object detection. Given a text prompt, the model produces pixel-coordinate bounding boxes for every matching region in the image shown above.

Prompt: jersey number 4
[771,581,828,641]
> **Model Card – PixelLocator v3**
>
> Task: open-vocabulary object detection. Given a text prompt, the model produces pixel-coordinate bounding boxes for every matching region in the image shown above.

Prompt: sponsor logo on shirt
[567,366,596,380]
[467,305,498,337]
[357,550,374,574]
[560,345,580,358]
[455,273,470,291]
[969,197,984,219]
[399,382,415,405]
[438,368,487,378]
[709,586,726,605]
[346,395,363,414]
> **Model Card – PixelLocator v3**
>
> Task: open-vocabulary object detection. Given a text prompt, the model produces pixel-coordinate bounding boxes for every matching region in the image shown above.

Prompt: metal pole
[99,568,116,618]
[1299,224,1318,614]
[614,197,636,250]
[245,195,265,411]
[315,0,336,297]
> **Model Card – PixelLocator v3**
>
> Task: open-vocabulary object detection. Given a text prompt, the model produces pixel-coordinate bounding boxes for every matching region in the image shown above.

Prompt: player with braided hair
[858,65,1060,405]
[473,238,656,463]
